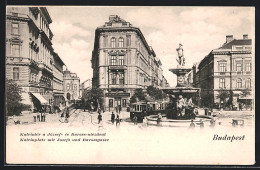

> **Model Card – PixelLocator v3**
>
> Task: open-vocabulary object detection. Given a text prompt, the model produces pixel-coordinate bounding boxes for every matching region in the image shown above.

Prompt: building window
[236,63,242,72]
[119,73,124,85]
[236,78,242,88]
[246,63,251,72]
[11,23,19,35]
[111,73,116,85]
[109,99,113,107]
[74,84,77,90]
[219,78,225,88]
[246,78,251,88]
[219,63,226,72]
[111,37,116,48]
[118,56,124,65]
[122,99,126,107]
[13,67,19,80]
[66,83,70,90]
[119,37,124,48]
[111,56,116,65]
[127,35,131,47]
[12,44,20,57]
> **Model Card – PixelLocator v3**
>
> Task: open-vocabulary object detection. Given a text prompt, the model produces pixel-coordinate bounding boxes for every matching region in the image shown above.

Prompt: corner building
[92,15,168,111]
[194,34,253,109]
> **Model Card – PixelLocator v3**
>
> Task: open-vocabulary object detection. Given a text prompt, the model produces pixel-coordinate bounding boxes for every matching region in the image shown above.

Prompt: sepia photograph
[5,5,255,165]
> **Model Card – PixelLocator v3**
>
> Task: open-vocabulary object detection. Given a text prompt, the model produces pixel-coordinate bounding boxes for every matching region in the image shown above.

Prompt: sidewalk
[6,109,77,126]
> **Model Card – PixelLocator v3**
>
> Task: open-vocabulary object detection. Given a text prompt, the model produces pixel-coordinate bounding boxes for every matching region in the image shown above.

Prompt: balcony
[109,65,127,70]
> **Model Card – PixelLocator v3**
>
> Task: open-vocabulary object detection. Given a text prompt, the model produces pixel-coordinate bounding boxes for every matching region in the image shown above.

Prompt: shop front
[105,92,130,112]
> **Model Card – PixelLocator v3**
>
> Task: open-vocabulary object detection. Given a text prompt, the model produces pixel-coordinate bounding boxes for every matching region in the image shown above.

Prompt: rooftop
[218,39,252,49]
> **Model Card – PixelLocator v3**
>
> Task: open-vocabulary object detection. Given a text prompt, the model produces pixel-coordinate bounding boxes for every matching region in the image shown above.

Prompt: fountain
[146,44,215,127]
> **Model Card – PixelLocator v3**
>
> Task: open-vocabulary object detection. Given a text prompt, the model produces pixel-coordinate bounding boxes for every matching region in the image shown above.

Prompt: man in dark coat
[98,113,102,124]
[111,112,115,124]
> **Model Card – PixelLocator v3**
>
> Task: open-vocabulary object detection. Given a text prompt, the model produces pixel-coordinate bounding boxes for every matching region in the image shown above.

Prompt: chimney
[226,35,233,43]
[243,34,248,39]
[109,15,117,22]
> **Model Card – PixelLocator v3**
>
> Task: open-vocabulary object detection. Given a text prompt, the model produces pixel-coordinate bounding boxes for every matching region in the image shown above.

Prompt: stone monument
[169,44,192,87]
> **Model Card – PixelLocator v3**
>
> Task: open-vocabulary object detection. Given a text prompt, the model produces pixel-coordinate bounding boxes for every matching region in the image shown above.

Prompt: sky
[47,6,254,87]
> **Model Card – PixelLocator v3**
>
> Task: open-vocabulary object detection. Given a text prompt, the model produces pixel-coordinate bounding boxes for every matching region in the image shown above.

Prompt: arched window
[119,37,124,48]
[66,83,70,90]
[236,78,242,88]
[13,67,19,80]
[111,37,116,48]
[246,78,251,88]
[66,93,71,100]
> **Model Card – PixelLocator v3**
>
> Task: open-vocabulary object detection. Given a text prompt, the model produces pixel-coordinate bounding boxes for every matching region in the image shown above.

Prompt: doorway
[115,97,121,107]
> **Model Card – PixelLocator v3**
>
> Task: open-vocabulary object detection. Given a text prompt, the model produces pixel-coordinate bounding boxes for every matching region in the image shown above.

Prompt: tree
[84,88,104,110]
[216,89,230,108]
[130,88,146,103]
[146,85,167,100]
[6,79,23,116]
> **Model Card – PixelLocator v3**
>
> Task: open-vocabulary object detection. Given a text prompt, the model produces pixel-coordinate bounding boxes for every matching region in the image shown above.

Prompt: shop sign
[182,90,199,93]
[105,93,130,97]
[109,66,126,70]
[29,87,39,92]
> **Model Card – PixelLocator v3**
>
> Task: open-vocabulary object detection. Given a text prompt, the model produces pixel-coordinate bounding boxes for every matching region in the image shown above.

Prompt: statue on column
[176,43,185,67]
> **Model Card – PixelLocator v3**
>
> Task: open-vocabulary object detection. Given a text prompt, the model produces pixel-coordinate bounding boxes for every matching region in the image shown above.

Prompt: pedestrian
[37,108,41,122]
[98,112,102,124]
[41,106,45,122]
[111,112,115,124]
[157,113,162,125]
[189,119,195,128]
[199,119,204,128]
[210,119,216,127]
[133,114,138,125]
[116,114,120,126]
[33,109,37,122]
[239,103,242,111]
[143,116,148,127]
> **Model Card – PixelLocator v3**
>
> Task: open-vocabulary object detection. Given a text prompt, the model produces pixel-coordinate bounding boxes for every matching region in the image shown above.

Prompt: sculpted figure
[176,43,185,67]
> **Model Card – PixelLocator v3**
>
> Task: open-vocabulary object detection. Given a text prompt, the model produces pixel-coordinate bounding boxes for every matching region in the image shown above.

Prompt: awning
[21,93,31,105]
[31,93,48,104]
[239,95,253,100]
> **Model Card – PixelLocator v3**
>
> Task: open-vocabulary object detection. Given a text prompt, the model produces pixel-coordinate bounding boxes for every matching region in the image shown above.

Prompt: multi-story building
[6,7,56,109]
[63,69,80,101]
[80,79,92,98]
[195,34,253,109]
[53,52,65,106]
[91,15,168,111]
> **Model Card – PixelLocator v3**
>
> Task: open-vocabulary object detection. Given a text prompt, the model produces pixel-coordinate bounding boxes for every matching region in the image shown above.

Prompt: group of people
[110,112,121,126]
[58,102,70,123]
[32,106,46,122]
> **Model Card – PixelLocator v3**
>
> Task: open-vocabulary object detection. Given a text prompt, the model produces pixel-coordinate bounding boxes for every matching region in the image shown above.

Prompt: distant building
[91,15,168,111]
[194,34,253,109]
[53,52,65,106]
[80,79,92,98]
[6,7,57,110]
[63,69,80,101]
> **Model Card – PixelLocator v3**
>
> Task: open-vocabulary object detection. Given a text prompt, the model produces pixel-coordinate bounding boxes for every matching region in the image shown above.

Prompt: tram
[130,101,169,122]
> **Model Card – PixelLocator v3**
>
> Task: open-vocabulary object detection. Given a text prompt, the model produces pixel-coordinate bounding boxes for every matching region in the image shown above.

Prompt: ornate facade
[6,7,65,109]
[63,69,80,101]
[91,15,168,111]
[194,35,253,109]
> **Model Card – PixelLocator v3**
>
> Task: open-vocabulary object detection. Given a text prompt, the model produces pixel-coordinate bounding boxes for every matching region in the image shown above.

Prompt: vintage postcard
[5,6,255,165]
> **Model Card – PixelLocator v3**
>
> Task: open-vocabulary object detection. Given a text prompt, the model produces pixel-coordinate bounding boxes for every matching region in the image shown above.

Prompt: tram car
[130,101,169,122]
